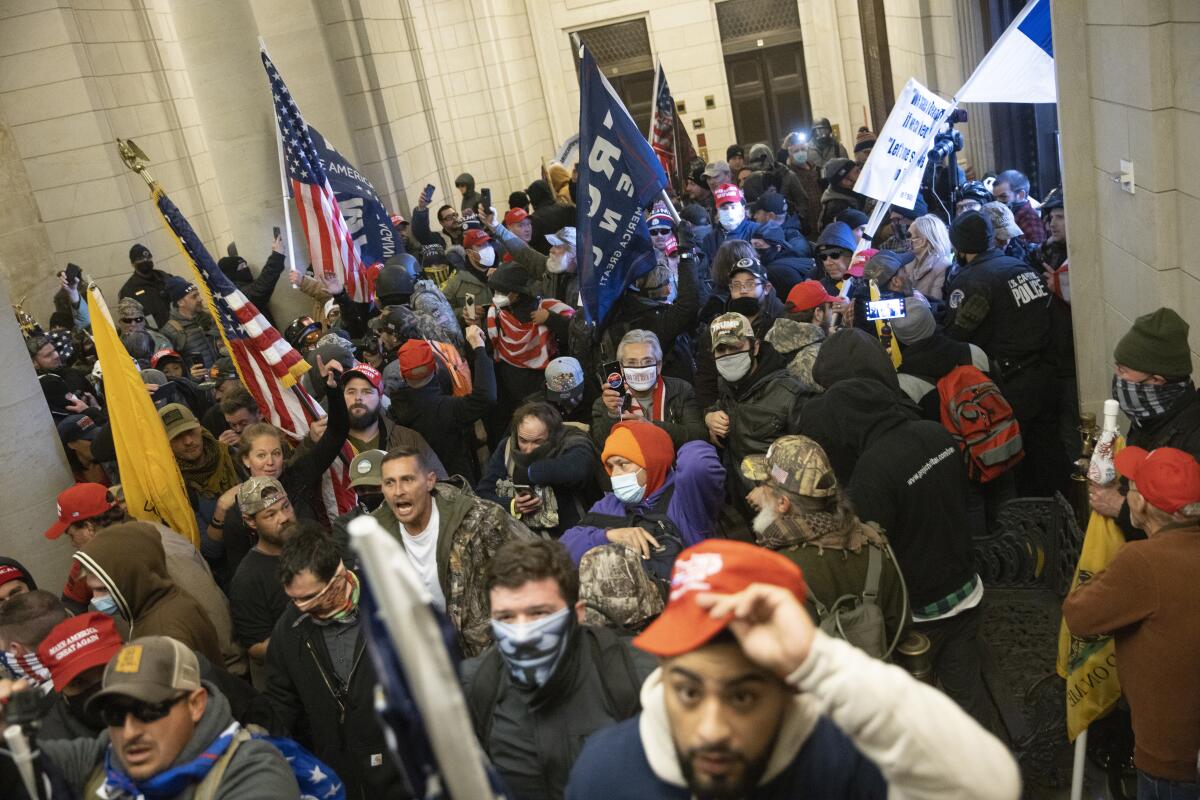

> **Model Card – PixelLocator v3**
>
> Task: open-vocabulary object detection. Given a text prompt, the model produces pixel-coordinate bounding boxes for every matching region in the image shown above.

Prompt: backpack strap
[863,544,882,602]
[194,728,255,800]
[464,647,506,746]
[585,628,641,719]
[880,541,907,661]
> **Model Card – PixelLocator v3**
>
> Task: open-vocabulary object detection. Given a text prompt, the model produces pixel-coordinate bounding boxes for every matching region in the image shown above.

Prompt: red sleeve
[61,560,92,605]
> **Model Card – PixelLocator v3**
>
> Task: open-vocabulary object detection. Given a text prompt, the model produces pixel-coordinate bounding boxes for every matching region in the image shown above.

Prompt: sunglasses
[99,693,188,727]
[120,317,145,324]
[649,228,671,236]
[820,252,845,261]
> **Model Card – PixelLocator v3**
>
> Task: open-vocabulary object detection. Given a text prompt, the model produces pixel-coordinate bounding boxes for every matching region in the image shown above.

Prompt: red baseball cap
[36,612,123,692]
[150,348,182,369]
[786,280,840,311]
[1115,446,1200,515]
[398,339,436,382]
[342,362,382,392]
[712,184,744,207]
[463,229,492,249]
[44,483,116,540]
[848,247,877,278]
[503,208,528,226]
[633,540,807,657]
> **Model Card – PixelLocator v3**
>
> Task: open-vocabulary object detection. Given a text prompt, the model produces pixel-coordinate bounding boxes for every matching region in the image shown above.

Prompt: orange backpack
[936,365,1024,483]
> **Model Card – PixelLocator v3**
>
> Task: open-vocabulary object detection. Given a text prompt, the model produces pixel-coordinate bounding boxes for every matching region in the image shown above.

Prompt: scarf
[178,430,240,497]
[630,379,668,421]
[100,721,240,799]
[1113,376,1191,422]
[295,563,360,622]
[0,650,52,688]
[756,504,886,555]
[491,607,573,688]
[485,299,573,369]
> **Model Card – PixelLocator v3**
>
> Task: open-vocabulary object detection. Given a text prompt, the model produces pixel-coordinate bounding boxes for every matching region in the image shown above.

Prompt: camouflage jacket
[764,318,825,395]
[369,482,534,657]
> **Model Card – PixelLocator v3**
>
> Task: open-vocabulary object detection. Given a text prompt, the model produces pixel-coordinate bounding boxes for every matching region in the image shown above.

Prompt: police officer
[944,210,1067,496]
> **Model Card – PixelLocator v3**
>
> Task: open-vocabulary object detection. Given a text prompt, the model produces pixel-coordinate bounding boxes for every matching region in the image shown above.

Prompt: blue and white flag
[957,0,1055,103]
[308,125,400,266]
[575,43,669,327]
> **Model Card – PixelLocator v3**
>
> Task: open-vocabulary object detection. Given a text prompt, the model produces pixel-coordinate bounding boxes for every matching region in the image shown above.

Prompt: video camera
[922,108,969,221]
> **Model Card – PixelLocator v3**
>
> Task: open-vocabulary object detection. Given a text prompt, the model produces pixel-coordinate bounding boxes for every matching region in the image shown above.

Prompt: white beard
[752,504,778,536]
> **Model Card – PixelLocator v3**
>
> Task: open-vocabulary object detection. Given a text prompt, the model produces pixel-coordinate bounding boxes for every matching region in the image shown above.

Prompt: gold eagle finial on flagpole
[117,138,157,189]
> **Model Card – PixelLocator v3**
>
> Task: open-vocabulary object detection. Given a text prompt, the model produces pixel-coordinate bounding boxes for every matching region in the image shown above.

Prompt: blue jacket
[566,715,886,799]
[559,440,724,563]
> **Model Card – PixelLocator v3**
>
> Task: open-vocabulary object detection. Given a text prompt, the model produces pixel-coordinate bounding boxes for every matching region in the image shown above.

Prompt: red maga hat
[786,280,840,312]
[1115,446,1200,515]
[37,612,123,692]
[44,483,115,540]
[633,540,807,657]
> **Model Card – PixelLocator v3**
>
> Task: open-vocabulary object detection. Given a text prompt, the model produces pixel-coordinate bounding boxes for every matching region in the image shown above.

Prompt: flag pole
[1069,728,1087,800]
[258,37,299,289]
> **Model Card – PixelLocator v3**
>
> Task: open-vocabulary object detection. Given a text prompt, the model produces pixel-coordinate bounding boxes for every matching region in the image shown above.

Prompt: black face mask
[511,295,540,322]
[357,491,383,513]
[134,260,155,275]
[557,388,584,412]
[728,296,762,318]
[65,683,105,733]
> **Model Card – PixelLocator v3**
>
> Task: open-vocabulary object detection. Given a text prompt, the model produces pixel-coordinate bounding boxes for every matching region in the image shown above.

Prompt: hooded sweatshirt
[799,379,975,608]
[565,632,1021,800]
[42,682,299,800]
[74,522,223,665]
[456,172,482,213]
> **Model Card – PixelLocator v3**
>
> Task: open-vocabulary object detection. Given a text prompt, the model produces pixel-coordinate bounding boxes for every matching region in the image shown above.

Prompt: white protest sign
[854,77,954,210]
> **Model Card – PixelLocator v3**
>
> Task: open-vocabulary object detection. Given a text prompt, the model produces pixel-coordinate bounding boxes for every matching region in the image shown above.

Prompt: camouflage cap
[238,476,287,516]
[709,312,754,351]
[740,435,837,498]
[579,544,664,631]
[117,297,145,318]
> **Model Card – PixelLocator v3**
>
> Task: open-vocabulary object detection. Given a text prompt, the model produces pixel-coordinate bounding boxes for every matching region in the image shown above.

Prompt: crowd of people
[1,116,1197,800]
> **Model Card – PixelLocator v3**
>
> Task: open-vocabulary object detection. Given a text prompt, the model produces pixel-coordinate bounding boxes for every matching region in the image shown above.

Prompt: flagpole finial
[117,138,157,189]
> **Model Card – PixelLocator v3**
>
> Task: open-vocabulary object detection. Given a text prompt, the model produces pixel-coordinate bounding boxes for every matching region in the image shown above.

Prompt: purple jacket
[560,441,726,563]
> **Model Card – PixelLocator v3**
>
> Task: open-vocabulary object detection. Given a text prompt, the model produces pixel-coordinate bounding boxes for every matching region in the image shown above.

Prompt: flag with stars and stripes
[261,50,370,303]
[152,187,356,519]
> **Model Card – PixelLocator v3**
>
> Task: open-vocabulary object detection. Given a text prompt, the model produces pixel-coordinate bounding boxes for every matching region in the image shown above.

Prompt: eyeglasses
[729,280,762,292]
[99,693,188,727]
[649,228,671,236]
[120,317,145,324]
[820,252,845,261]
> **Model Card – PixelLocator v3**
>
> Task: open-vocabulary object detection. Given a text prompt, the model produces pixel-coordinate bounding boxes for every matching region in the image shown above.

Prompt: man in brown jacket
[1062,446,1200,796]
[74,521,223,666]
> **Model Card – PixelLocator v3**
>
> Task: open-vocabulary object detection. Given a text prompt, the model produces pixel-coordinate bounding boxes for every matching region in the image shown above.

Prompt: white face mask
[476,245,496,267]
[718,205,746,231]
[611,470,646,505]
[491,293,511,308]
[546,251,575,274]
[716,351,753,382]
[624,365,657,393]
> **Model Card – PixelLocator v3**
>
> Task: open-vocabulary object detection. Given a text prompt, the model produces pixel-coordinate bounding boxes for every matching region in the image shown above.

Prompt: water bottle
[1086,399,1121,486]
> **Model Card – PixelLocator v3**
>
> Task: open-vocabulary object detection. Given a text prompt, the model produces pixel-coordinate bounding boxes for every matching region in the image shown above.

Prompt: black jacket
[528,187,576,256]
[460,625,656,800]
[590,376,708,451]
[118,269,173,329]
[233,251,286,327]
[265,609,408,800]
[800,378,974,608]
[712,344,809,518]
[389,344,497,481]
[897,333,988,420]
[694,293,788,407]
[944,248,1051,364]
[1118,387,1200,540]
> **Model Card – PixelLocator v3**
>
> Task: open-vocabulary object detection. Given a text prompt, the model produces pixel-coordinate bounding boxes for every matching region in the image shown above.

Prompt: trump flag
[575,43,669,327]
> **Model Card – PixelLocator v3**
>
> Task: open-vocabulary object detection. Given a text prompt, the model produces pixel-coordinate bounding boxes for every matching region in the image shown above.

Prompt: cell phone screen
[601,361,625,394]
[865,298,907,320]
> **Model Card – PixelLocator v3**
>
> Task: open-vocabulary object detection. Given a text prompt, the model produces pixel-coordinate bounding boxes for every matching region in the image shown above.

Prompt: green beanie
[1114,307,1192,377]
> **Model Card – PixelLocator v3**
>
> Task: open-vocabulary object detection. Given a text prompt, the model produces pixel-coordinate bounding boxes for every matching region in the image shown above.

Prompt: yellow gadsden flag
[1056,440,1127,741]
[86,286,200,546]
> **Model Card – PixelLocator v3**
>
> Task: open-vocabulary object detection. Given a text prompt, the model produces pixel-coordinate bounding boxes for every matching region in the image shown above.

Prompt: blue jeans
[1138,771,1200,800]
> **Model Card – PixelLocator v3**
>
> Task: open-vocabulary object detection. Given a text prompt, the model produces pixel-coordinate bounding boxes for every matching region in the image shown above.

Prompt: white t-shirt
[400,502,447,610]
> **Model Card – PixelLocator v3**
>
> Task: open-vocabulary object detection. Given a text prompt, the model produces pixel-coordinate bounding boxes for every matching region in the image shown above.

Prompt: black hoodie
[799,378,974,608]
[456,172,482,213]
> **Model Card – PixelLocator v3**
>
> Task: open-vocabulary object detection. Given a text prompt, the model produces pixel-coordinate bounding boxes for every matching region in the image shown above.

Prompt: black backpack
[576,483,683,585]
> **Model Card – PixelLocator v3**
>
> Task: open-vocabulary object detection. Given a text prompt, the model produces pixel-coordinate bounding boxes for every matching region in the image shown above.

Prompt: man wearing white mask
[591,330,707,449]
[460,539,655,800]
[561,421,724,566]
[705,312,808,524]
[712,184,767,247]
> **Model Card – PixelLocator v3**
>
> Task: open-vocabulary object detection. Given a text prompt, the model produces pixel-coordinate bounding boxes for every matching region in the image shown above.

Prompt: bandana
[0,650,52,689]
[1112,376,1191,422]
[755,502,886,555]
[490,607,573,688]
[294,563,360,622]
[177,430,240,497]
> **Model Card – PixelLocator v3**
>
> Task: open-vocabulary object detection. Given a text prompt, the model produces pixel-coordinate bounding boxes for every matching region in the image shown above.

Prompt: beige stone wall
[1053,0,1199,412]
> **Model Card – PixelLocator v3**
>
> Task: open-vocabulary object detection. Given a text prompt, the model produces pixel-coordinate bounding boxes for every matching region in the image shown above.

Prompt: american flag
[152,188,356,518]
[262,50,369,303]
[648,63,698,193]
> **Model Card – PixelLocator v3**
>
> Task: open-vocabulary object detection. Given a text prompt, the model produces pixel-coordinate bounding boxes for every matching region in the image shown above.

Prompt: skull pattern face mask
[490,606,573,688]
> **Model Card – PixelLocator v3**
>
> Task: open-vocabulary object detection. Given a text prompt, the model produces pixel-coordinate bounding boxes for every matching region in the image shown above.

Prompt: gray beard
[752,504,778,536]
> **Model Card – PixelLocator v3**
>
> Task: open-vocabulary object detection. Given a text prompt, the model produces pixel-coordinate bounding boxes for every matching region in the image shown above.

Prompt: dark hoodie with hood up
[527,180,576,256]
[456,172,482,213]
[73,521,223,665]
[799,377,974,609]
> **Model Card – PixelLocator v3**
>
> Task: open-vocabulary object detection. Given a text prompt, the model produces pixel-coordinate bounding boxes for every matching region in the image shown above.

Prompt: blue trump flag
[307,124,400,265]
[575,44,668,326]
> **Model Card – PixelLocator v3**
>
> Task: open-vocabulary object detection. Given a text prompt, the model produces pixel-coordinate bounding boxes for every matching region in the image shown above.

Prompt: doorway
[724,44,812,149]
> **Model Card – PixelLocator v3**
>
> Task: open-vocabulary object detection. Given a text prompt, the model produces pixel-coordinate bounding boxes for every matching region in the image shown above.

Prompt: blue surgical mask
[490,606,572,688]
[611,470,646,505]
[90,594,119,617]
